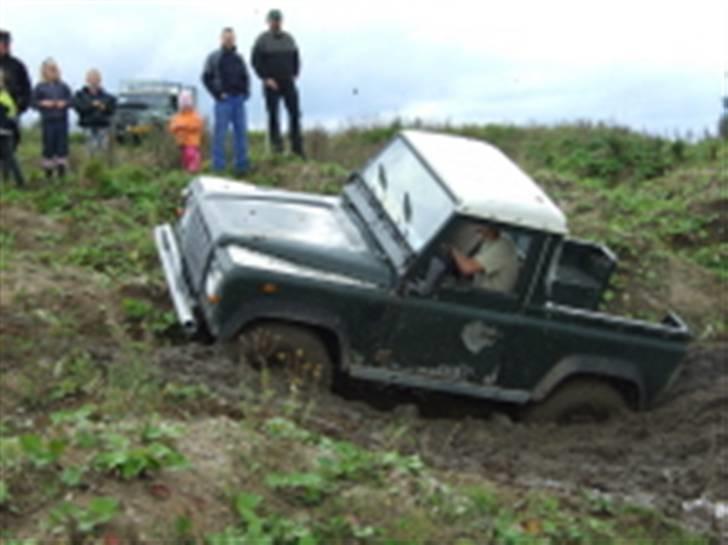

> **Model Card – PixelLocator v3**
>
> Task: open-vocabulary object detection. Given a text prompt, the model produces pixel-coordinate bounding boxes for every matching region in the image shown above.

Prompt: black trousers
[264,80,303,156]
[0,132,25,186]
[41,118,69,164]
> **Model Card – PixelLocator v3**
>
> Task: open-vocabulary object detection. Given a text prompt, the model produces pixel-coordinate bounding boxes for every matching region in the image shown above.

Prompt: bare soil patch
[156,342,728,536]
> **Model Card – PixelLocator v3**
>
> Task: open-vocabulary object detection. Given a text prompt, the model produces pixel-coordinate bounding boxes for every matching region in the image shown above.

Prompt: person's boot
[44,168,54,181]
[56,164,66,180]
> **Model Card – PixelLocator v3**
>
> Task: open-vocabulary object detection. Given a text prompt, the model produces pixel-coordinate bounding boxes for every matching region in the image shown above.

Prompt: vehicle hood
[195,178,393,287]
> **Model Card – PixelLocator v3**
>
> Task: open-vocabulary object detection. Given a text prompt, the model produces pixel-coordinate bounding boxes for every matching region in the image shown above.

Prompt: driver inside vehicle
[449,224,520,293]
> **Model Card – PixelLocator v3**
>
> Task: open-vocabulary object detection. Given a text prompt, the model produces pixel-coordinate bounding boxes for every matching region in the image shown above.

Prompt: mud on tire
[238,322,334,395]
[524,378,628,424]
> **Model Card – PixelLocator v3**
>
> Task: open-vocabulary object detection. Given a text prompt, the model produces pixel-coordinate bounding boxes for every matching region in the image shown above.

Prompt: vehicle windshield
[118,94,173,111]
[360,138,454,252]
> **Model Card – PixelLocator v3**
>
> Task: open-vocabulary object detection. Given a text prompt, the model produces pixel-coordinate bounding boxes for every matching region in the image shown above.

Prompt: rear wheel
[238,322,334,395]
[523,378,628,424]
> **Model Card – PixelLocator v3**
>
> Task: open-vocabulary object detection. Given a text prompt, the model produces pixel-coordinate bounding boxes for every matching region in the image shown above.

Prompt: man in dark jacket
[0,30,31,144]
[202,27,250,174]
[252,9,304,157]
[74,69,117,156]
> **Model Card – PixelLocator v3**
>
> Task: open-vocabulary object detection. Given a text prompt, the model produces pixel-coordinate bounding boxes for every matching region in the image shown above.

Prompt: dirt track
[157,342,728,537]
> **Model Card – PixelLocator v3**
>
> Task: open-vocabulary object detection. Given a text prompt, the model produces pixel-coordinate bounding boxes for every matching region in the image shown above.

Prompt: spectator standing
[202,27,250,175]
[0,29,32,150]
[168,90,204,173]
[0,69,25,187]
[32,58,72,180]
[74,69,116,157]
[252,9,304,157]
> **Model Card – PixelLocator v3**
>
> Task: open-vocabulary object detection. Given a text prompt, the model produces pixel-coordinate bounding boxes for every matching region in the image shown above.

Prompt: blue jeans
[213,95,249,172]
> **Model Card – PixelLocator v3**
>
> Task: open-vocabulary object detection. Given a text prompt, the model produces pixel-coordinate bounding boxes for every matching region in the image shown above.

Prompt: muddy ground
[157,341,728,537]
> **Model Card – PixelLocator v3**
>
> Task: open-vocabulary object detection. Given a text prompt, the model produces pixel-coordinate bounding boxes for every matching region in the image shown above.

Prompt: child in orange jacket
[168,91,204,172]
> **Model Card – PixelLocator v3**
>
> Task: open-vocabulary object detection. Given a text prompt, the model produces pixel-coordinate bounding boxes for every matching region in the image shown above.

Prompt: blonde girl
[32,58,72,179]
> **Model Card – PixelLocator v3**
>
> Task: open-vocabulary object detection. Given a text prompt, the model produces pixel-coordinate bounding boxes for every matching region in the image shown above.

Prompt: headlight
[205,263,224,303]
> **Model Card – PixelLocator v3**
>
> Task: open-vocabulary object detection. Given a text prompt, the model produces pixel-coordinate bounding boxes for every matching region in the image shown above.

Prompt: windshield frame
[342,174,416,274]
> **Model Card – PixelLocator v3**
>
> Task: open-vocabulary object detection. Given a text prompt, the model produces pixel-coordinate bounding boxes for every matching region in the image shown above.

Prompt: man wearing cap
[0,30,31,126]
[202,27,251,174]
[252,9,304,157]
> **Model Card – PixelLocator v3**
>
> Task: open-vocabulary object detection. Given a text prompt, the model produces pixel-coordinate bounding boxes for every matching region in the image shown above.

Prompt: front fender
[530,355,646,408]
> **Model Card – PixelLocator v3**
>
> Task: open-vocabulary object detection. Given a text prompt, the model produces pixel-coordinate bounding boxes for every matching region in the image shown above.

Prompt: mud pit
[157,342,728,536]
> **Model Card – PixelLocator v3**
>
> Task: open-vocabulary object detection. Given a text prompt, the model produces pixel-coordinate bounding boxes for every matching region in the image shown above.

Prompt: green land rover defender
[154,131,691,421]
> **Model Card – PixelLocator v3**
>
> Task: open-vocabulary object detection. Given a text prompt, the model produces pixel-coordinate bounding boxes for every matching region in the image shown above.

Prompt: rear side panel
[497,304,690,407]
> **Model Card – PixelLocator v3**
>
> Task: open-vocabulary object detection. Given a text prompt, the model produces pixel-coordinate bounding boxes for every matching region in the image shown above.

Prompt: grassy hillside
[0,124,724,544]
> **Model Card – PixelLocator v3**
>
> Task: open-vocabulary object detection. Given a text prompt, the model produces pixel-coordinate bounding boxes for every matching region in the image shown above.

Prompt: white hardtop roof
[401,130,568,235]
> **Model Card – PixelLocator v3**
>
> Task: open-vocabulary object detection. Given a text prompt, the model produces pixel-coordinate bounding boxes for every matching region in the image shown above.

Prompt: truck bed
[543,302,691,341]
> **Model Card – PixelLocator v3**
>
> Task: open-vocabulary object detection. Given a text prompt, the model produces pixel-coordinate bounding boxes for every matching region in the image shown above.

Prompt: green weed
[162,382,212,401]
[265,472,330,505]
[59,465,85,488]
[50,351,103,401]
[0,480,9,505]
[49,404,97,427]
[206,492,317,545]
[122,297,177,336]
[92,432,187,480]
[48,496,119,535]
[18,434,66,468]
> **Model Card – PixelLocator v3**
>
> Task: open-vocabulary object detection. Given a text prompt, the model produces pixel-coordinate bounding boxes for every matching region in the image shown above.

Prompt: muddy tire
[524,378,628,424]
[238,322,334,395]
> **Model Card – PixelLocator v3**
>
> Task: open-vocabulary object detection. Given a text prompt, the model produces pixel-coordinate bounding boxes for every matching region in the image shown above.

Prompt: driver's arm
[450,247,485,277]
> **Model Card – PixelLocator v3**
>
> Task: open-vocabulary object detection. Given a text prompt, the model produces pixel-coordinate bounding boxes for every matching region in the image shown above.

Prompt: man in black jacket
[74,69,116,156]
[252,10,304,157]
[202,27,251,174]
[0,30,31,141]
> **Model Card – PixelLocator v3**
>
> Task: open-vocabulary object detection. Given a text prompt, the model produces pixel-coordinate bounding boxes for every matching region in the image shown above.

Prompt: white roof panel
[402,130,568,234]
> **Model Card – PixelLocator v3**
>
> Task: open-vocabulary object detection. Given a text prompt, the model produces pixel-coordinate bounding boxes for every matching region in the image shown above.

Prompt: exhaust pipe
[154,224,198,335]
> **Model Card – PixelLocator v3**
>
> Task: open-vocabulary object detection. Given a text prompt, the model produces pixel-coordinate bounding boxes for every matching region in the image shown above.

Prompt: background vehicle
[154,131,692,421]
[114,79,196,143]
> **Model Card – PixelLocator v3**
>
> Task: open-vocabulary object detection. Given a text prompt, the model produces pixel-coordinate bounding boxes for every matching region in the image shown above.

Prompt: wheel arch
[530,355,646,410]
[218,301,350,371]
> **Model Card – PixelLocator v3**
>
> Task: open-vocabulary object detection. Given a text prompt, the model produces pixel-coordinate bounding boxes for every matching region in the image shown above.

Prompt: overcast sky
[3,0,726,135]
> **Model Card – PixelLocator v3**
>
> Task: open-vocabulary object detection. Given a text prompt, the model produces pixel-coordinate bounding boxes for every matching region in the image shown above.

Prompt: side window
[441,219,534,296]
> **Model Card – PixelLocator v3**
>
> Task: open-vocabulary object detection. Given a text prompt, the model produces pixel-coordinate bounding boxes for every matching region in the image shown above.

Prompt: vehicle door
[380,222,540,387]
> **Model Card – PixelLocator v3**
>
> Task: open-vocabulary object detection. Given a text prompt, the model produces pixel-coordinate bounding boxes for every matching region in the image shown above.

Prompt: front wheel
[238,322,334,395]
[523,378,628,424]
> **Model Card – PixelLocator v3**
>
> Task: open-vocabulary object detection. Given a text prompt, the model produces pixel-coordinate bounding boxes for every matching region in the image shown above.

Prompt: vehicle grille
[181,206,212,290]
